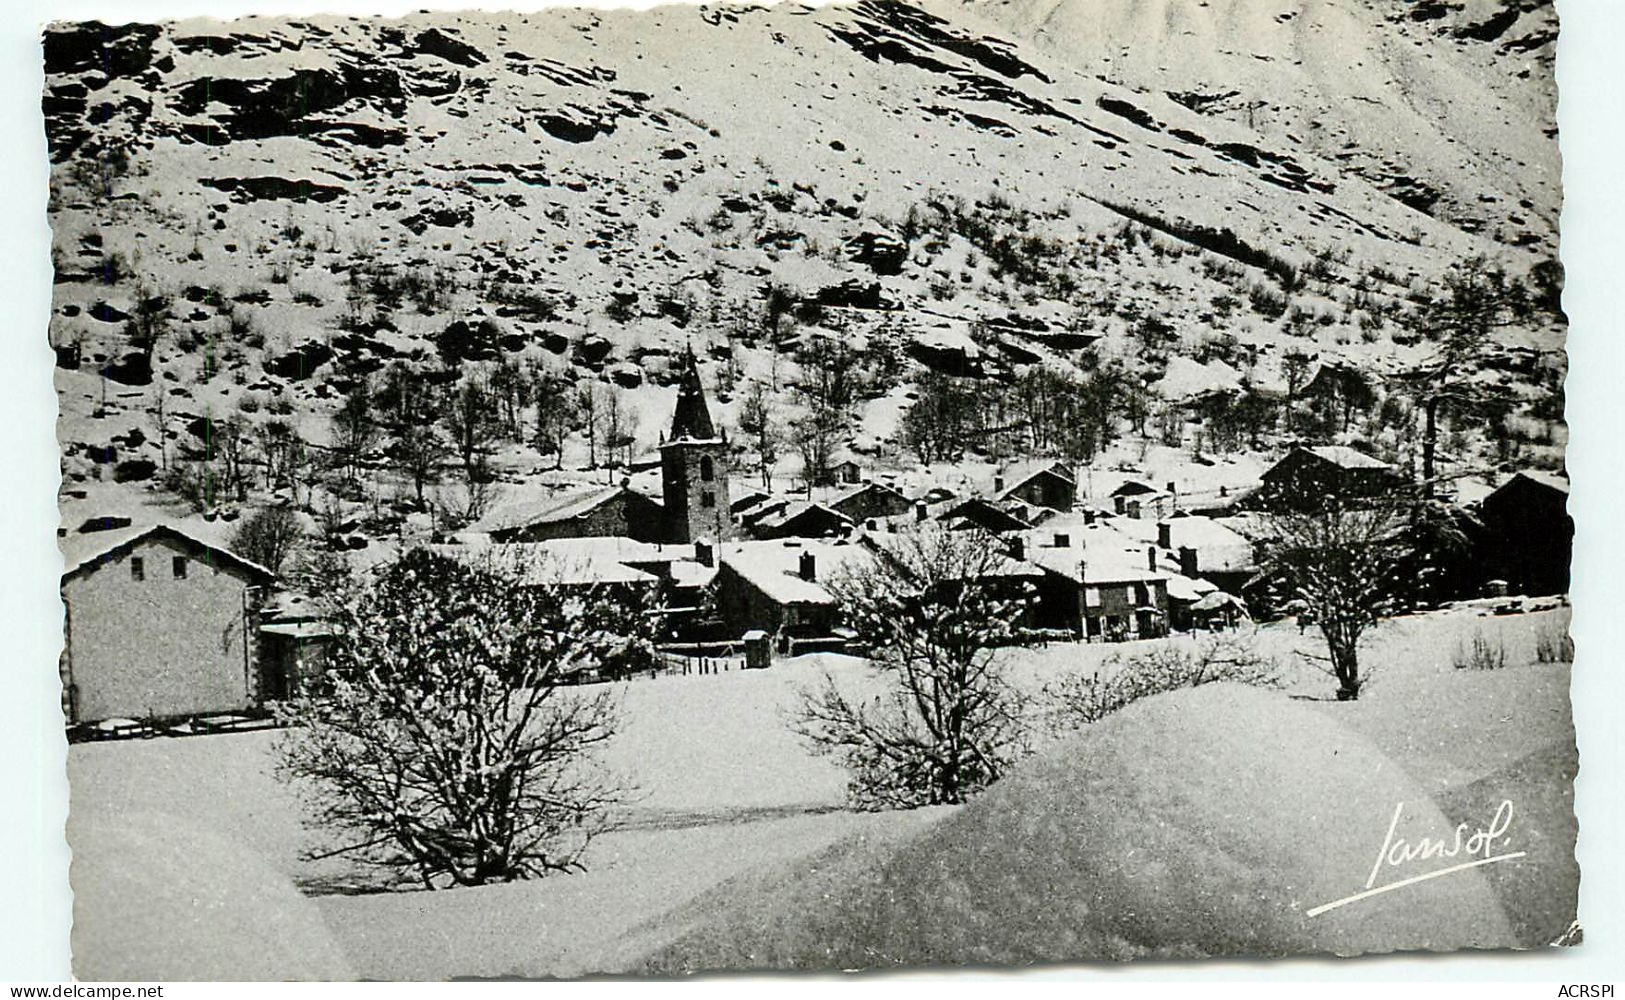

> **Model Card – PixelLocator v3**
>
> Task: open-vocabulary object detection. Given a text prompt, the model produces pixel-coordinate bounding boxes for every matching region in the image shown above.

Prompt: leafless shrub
[1534,624,1575,664]
[1453,630,1508,671]
[1044,633,1281,731]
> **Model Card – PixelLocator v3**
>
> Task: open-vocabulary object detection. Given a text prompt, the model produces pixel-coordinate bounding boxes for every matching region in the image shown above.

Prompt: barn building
[60,524,276,724]
[1251,445,1402,512]
[471,484,666,544]
[1477,470,1572,596]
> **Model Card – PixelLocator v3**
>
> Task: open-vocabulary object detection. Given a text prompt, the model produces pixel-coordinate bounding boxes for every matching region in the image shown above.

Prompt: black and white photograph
[9,0,1615,982]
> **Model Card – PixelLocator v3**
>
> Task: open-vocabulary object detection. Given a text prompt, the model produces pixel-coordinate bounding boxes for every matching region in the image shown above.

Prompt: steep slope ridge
[42,2,1562,523]
[950,0,1559,252]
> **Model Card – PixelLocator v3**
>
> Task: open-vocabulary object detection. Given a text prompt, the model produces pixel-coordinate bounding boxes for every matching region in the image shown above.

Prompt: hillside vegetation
[43,0,1565,549]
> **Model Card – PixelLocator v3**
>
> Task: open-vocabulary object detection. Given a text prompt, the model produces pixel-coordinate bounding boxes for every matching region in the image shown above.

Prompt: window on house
[700,456,715,482]
[1134,583,1148,606]
[130,557,144,581]
[172,556,188,580]
[701,490,716,508]
[1053,532,1070,548]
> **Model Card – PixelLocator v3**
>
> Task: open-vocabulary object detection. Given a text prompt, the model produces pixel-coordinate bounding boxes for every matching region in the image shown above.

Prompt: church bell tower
[661,346,734,544]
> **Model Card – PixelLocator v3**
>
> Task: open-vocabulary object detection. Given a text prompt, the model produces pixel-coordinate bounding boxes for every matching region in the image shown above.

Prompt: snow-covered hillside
[41,1,1565,540]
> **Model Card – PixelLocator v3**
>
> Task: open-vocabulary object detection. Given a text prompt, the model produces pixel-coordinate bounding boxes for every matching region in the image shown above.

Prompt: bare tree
[734,378,780,489]
[576,381,603,469]
[329,377,377,490]
[231,506,304,576]
[442,373,500,484]
[274,548,631,889]
[791,336,858,486]
[1264,503,1406,700]
[530,367,577,470]
[793,529,1032,808]
[375,364,447,507]
[600,387,638,475]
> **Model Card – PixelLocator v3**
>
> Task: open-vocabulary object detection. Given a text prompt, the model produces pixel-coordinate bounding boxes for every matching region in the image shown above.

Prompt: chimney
[1179,545,1199,578]
[994,474,1006,494]
[1157,521,1172,550]
[799,551,817,581]
[915,500,928,523]
[1219,485,1229,498]
[1166,481,1177,496]
[695,540,714,568]
[1113,495,1126,516]
[1147,546,1158,571]
[1008,536,1026,561]
[865,518,878,531]
[1084,510,1097,526]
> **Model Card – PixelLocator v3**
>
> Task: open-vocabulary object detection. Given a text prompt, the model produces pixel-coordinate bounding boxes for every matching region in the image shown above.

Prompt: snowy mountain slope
[41,1,1564,529]
[949,0,1559,250]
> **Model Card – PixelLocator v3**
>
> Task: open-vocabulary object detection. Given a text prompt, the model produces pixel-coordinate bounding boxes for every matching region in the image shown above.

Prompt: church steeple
[669,345,718,442]
[660,345,734,544]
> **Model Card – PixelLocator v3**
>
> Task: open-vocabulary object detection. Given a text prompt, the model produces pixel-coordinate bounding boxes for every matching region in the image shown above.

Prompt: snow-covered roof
[1152,356,1244,402]
[61,522,276,583]
[470,484,648,534]
[1302,446,1392,471]
[1113,515,1256,574]
[755,501,852,533]
[720,540,874,606]
[426,542,659,587]
[1018,520,1166,584]
[1502,469,1570,496]
[1165,573,1218,603]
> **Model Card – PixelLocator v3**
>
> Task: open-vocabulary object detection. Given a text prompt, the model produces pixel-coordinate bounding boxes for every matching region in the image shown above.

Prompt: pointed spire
[668,343,717,441]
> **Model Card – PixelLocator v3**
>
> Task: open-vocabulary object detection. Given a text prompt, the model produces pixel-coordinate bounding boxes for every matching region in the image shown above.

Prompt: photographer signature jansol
[1307,799,1524,918]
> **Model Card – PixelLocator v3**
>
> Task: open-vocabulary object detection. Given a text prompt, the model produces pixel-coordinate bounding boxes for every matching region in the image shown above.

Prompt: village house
[60,523,276,725]
[830,481,914,524]
[996,461,1077,511]
[1250,445,1402,512]
[1017,524,1171,641]
[749,501,853,540]
[1476,469,1572,596]
[712,540,867,655]
[826,451,864,486]
[470,483,667,544]
[938,497,1033,534]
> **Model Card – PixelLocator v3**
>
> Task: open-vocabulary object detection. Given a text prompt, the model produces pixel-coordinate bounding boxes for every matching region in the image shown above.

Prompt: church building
[661,348,735,544]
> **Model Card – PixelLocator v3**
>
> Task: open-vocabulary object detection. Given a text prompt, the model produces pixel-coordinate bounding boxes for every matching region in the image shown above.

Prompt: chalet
[1250,445,1401,512]
[830,482,914,524]
[750,501,853,540]
[471,484,666,544]
[714,541,868,655]
[1477,470,1572,596]
[826,452,864,486]
[1018,526,1170,642]
[996,461,1076,511]
[60,524,276,724]
[938,497,1032,534]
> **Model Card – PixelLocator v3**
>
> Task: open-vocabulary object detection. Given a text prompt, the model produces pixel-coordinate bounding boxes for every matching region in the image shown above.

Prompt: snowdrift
[618,683,1517,972]
[71,811,354,981]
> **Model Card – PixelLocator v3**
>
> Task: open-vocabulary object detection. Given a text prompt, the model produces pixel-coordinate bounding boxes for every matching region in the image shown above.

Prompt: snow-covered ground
[67,603,1574,978]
